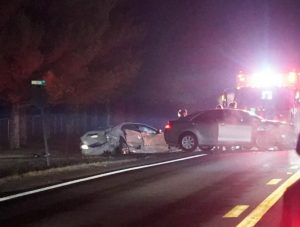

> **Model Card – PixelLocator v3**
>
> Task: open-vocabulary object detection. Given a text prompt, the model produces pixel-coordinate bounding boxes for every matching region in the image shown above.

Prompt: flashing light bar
[237,71,299,89]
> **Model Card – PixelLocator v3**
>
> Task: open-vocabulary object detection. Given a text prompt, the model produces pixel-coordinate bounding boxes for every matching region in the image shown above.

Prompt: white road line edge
[0,153,207,202]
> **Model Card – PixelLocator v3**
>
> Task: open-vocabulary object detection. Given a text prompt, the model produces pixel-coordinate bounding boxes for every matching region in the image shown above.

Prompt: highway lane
[1,150,300,227]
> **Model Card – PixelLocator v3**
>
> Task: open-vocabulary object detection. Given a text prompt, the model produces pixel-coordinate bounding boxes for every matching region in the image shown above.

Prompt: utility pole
[31,80,50,166]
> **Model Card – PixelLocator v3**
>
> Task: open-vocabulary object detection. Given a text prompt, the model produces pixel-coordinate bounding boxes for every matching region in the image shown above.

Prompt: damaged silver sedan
[80,122,168,155]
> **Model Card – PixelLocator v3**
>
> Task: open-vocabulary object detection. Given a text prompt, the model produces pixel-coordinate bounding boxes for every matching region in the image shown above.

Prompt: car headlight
[81,144,89,150]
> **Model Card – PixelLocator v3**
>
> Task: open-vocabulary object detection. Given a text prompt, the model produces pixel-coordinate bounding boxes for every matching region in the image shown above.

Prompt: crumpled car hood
[80,127,123,155]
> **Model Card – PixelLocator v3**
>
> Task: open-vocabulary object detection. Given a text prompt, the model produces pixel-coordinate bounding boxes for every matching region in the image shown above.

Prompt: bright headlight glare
[81,144,89,150]
[91,135,98,138]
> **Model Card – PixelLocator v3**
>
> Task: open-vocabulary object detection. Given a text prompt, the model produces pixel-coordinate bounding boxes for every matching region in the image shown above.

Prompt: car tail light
[165,122,172,129]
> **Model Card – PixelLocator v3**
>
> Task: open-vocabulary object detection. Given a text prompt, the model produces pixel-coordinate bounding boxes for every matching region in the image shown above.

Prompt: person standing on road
[177,109,188,118]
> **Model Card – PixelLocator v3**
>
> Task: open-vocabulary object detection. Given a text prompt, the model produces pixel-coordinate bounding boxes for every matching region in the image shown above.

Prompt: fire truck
[222,70,300,126]
[218,69,299,149]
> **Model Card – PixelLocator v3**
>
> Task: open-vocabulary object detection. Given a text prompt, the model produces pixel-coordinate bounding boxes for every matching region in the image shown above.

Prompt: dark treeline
[0,0,146,150]
[2,0,297,151]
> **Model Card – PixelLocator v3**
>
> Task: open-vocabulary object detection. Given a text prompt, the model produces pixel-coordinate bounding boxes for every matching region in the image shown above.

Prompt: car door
[218,110,252,144]
[138,125,168,152]
[121,124,143,149]
[192,110,221,145]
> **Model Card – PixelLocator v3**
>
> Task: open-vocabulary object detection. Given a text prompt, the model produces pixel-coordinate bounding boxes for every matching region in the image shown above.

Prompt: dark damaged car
[164,109,296,152]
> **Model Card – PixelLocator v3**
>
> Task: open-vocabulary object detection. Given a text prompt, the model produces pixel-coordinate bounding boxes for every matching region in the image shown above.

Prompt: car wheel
[199,145,214,152]
[118,139,130,155]
[277,136,296,151]
[255,133,271,150]
[179,132,198,152]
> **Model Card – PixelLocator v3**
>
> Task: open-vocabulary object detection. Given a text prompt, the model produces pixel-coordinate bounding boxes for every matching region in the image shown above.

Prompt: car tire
[255,133,271,150]
[179,132,198,152]
[199,145,214,152]
[277,136,296,151]
[118,139,130,155]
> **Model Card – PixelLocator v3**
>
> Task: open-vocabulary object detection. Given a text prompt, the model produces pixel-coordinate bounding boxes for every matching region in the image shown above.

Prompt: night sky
[1,0,300,116]
[0,0,299,143]
[126,0,300,112]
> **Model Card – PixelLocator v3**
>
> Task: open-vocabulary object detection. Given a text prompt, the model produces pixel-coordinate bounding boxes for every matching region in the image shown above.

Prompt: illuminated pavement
[0,150,300,227]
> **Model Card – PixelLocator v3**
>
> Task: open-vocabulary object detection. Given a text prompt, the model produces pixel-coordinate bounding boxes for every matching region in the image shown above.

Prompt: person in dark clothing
[177,109,188,118]
[228,101,237,109]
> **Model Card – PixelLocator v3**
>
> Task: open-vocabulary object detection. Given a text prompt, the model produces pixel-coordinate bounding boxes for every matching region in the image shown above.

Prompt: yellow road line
[266,179,282,185]
[236,170,300,227]
[223,205,249,218]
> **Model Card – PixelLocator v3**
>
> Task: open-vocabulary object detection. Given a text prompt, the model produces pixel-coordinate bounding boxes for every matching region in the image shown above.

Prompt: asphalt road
[1,149,300,227]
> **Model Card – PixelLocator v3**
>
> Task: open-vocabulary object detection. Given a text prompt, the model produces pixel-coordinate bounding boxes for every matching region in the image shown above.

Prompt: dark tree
[0,0,144,149]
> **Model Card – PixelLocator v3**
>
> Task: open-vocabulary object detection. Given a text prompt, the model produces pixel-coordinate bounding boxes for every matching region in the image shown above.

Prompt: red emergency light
[237,71,299,89]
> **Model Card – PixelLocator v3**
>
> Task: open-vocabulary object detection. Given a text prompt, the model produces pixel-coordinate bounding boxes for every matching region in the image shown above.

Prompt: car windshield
[247,110,264,120]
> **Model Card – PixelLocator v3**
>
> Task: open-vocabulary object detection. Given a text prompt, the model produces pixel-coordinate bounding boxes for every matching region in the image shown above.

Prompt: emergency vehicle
[222,69,300,125]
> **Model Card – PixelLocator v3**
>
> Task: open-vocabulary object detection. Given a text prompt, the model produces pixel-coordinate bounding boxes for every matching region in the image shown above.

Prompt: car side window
[223,110,255,124]
[239,112,253,124]
[122,124,139,133]
[223,111,240,124]
[193,111,223,123]
[239,111,262,124]
[138,125,157,134]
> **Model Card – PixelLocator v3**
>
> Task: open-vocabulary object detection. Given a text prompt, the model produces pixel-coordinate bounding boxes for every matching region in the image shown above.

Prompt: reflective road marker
[266,178,282,185]
[223,205,249,218]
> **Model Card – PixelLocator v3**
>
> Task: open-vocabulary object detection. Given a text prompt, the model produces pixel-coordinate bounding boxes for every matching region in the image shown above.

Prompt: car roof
[115,122,158,130]
[186,108,263,121]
